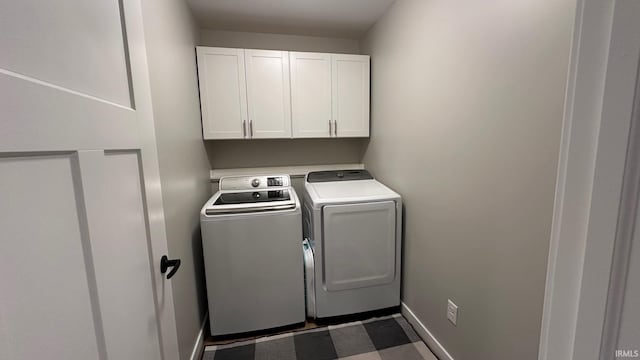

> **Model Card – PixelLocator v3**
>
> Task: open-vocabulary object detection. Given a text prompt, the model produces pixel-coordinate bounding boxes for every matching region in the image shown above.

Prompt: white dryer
[302,170,402,318]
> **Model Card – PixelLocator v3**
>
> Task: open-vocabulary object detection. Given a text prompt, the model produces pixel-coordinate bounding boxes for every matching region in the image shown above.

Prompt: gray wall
[199,30,367,170]
[141,1,211,359]
[206,138,367,169]
[360,0,575,359]
[200,29,360,53]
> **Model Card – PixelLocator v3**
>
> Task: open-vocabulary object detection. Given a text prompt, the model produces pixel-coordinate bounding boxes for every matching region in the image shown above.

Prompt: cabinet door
[245,50,292,139]
[290,52,332,138]
[196,47,247,139]
[332,54,370,137]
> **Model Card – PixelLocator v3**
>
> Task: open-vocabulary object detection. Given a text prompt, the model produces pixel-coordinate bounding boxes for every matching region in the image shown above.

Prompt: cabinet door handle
[329,120,332,136]
[249,120,254,138]
[334,120,338,137]
[243,120,247,138]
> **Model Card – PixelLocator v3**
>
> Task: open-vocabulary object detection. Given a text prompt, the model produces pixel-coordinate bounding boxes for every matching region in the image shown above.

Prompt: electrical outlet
[447,299,458,326]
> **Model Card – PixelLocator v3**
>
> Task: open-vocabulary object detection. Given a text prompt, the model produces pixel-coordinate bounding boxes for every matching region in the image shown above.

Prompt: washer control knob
[251,178,260,187]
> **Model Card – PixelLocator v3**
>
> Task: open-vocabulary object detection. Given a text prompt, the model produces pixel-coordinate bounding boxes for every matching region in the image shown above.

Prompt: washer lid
[305,179,400,205]
[205,189,297,215]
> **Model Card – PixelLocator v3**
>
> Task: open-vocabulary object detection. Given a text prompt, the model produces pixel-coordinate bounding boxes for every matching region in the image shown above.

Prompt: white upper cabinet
[196,47,247,139]
[196,47,370,139]
[244,50,292,139]
[290,52,333,138]
[290,53,370,138]
[332,54,370,137]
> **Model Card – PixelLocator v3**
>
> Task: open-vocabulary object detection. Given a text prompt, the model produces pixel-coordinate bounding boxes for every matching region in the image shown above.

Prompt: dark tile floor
[202,314,437,360]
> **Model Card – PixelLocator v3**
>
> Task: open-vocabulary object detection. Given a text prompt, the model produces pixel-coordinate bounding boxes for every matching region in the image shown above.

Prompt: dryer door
[322,201,396,291]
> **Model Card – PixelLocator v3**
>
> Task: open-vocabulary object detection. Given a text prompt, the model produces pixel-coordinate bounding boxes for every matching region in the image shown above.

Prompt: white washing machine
[302,170,402,318]
[200,175,305,335]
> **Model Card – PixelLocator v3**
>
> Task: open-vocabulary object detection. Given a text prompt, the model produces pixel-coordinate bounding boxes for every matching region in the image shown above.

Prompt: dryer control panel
[307,170,373,183]
[219,175,291,191]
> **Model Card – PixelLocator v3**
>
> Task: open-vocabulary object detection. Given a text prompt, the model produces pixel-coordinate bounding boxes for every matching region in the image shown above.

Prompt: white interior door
[290,52,333,138]
[245,49,292,139]
[196,47,248,139]
[322,201,396,291]
[332,54,370,137]
[0,0,178,359]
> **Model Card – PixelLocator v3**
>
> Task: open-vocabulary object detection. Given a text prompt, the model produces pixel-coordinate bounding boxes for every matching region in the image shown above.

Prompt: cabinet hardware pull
[243,120,247,138]
[329,120,332,136]
[334,120,338,137]
[249,120,254,138]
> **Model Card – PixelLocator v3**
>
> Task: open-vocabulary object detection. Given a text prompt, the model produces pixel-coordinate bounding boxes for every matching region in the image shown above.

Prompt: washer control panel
[267,177,284,187]
[219,175,290,190]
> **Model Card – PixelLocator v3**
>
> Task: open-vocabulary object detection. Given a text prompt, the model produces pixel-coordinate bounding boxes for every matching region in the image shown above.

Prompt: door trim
[598,18,640,359]
[120,0,179,358]
[538,1,640,359]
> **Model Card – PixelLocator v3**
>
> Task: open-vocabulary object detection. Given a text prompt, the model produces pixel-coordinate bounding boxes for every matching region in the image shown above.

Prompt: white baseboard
[189,312,208,360]
[401,302,454,360]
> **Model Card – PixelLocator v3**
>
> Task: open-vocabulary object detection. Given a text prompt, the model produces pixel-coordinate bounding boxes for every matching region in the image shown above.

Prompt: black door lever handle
[160,255,181,279]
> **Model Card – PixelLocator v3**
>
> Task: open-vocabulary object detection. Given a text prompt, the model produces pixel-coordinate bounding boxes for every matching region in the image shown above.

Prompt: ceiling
[186,0,396,39]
